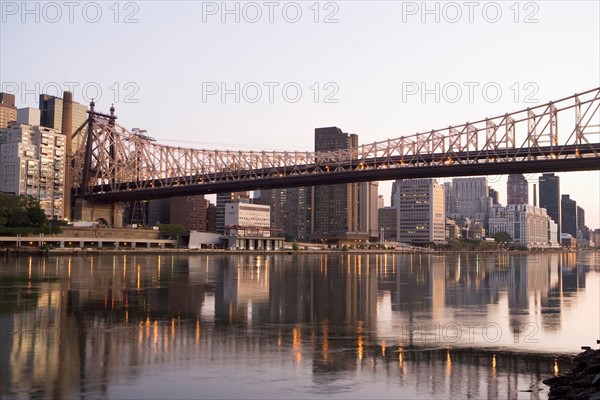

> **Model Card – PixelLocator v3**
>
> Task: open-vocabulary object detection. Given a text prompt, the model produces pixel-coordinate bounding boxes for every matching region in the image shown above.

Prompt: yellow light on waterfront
[158,255,161,285]
[381,341,386,358]
[322,324,330,365]
[445,349,452,376]
[398,346,404,369]
[293,325,302,364]
[357,322,364,363]
[195,319,201,348]
[554,359,559,376]
[492,354,497,378]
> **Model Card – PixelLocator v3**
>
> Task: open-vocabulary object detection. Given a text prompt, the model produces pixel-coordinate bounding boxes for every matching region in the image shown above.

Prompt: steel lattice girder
[71,87,600,199]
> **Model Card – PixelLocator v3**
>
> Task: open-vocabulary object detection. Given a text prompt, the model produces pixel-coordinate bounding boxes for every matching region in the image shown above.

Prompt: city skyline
[1,1,598,227]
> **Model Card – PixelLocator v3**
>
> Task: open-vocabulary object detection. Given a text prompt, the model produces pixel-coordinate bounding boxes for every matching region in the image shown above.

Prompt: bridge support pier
[73,199,123,228]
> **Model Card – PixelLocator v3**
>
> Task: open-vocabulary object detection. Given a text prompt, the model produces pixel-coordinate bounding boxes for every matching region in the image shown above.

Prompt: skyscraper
[577,205,588,242]
[0,93,17,128]
[39,94,87,150]
[396,178,445,244]
[507,174,528,205]
[258,187,310,241]
[561,194,577,237]
[378,207,397,241]
[488,187,499,205]
[391,181,398,208]
[445,177,491,221]
[0,122,65,219]
[359,181,379,241]
[539,173,561,234]
[311,127,364,243]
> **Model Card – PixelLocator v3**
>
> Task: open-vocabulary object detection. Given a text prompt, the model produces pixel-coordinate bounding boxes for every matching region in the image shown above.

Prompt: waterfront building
[576,205,589,244]
[539,173,561,235]
[359,181,379,241]
[488,204,558,248]
[377,206,397,242]
[590,229,600,248]
[396,178,446,244]
[224,202,270,228]
[0,121,65,219]
[223,202,283,250]
[377,195,384,209]
[445,218,460,241]
[216,192,250,234]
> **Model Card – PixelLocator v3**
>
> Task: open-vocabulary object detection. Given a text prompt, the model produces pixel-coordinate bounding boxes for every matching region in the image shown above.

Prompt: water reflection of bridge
[1,252,594,398]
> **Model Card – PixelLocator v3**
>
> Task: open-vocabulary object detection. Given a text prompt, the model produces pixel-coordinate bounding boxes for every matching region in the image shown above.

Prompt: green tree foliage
[157,223,189,238]
[0,193,47,228]
[493,231,512,243]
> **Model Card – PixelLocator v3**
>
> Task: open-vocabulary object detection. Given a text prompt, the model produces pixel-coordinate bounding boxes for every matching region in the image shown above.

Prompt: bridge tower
[72,101,123,227]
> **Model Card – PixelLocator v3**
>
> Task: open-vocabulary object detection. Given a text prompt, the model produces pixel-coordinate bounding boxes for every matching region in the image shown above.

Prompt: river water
[0,251,598,399]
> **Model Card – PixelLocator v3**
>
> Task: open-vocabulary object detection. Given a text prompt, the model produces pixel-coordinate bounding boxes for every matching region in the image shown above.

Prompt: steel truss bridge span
[71,88,600,202]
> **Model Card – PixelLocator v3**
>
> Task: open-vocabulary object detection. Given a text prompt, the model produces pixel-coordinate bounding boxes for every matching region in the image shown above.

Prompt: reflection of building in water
[391,254,433,314]
[1,253,588,399]
[3,257,81,398]
[214,256,271,323]
[540,253,562,331]
[444,254,504,307]
[311,255,377,324]
[508,256,529,312]
[560,253,586,292]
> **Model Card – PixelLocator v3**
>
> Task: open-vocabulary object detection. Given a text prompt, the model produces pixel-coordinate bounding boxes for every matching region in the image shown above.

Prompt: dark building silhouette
[561,195,577,238]
[170,195,207,231]
[488,187,499,205]
[378,207,397,241]
[391,181,399,208]
[507,174,528,205]
[311,127,364,243]
[39,94,87,149]
[576,206,588,242]
[147,199,170,226]
[258,188,310,241]
[539,173,561,234]
[206,202,217,233]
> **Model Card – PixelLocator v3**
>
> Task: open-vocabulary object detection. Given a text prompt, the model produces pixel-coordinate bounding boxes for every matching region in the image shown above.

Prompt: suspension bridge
[66,87,600,224]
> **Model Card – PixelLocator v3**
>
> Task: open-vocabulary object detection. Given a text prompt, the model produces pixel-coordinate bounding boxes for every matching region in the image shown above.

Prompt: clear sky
[1,1,599,228]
